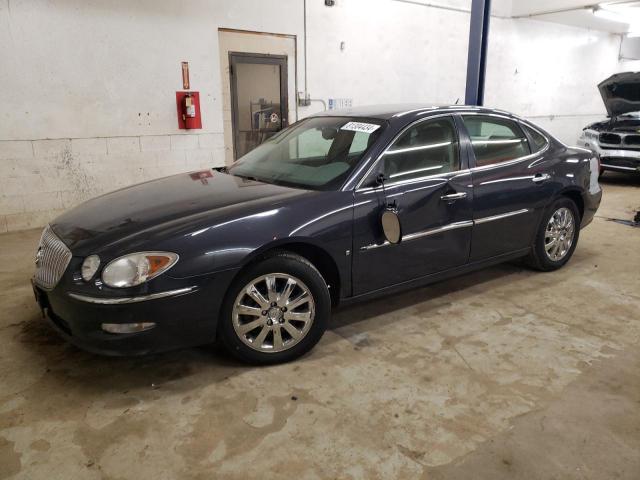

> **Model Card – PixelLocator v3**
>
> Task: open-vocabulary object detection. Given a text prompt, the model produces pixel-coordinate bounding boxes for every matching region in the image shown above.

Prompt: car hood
[585,116,640,133]
[51,169,306,254]
[598,72,640,118]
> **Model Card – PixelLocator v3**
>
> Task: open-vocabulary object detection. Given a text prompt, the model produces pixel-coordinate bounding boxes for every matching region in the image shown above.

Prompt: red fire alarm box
[176,91,202,129]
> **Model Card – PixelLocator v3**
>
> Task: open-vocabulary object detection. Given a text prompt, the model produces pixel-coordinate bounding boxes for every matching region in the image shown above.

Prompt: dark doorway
[229,52,288,160]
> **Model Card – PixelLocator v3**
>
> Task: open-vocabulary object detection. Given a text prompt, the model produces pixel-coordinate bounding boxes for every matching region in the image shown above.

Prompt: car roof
[312,103,515,120]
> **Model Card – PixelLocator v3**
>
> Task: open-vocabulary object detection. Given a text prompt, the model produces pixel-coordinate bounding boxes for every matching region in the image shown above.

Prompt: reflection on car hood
[51,170,306,254]
[598,72,640,117]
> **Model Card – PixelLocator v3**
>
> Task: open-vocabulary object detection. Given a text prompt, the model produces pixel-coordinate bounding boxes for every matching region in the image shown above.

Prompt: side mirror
[381,208,402,244]
[376,172,401,244]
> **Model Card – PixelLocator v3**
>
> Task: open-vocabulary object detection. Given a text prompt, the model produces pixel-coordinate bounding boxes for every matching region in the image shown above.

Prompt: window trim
[354,113,462,191]
[461,113,533,169]
[461,112,550,171]
[520,121,550,154]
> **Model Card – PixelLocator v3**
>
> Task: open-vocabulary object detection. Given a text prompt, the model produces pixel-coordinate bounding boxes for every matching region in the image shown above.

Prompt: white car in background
[578,72,640,176]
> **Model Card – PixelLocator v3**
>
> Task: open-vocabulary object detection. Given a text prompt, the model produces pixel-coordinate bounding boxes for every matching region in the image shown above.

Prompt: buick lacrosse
[32,105,602,364]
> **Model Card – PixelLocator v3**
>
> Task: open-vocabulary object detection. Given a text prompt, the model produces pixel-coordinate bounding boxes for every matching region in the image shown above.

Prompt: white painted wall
[485,17,621,142]
[0,0,629,232]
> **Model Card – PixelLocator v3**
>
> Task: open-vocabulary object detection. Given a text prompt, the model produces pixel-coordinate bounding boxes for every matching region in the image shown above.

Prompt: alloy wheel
[544,207,575,262]
[232,273,315,353]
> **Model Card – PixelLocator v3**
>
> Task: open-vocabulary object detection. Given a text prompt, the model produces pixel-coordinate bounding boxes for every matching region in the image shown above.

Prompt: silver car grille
[34,225,72,290]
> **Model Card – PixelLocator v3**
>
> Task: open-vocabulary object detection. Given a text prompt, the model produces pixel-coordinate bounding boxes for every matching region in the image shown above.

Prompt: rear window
[462,115,530,167]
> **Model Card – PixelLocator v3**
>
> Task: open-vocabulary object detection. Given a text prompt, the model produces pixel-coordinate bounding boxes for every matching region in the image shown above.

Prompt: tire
[218,251,331,365]
[525,197,581,272]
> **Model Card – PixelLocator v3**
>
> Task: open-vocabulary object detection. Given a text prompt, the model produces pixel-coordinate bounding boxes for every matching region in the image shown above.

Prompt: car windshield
[228,116,385,190]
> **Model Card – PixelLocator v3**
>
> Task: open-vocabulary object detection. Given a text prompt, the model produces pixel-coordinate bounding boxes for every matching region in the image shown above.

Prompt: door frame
[228,51,289,160]
[350,114,474,295]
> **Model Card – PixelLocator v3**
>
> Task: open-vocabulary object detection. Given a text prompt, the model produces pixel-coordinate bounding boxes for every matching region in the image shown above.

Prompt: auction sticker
[340,122,380,134]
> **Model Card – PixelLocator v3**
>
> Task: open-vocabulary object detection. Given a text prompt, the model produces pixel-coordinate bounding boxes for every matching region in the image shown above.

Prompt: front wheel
[526,197,580,271]
[218,251,331,365]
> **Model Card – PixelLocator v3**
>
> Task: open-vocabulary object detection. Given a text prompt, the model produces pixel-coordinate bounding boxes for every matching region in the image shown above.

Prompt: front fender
[163,191,355,280]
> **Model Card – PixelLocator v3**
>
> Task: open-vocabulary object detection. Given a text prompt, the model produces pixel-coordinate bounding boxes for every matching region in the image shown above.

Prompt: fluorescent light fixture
[592,6,630,24]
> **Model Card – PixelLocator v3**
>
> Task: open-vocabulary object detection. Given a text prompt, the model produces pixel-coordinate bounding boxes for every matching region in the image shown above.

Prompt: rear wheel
[526,197,580,271]
[218,251,330,364]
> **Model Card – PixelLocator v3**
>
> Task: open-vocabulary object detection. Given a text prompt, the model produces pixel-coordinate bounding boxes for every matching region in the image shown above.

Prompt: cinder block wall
[0,134,224,233]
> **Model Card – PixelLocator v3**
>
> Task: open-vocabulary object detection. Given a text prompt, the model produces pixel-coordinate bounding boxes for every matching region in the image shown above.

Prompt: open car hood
[598,72,640,117]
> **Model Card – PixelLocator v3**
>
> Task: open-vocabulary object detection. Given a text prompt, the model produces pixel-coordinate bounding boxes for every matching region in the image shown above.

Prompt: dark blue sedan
[32,105,602,364]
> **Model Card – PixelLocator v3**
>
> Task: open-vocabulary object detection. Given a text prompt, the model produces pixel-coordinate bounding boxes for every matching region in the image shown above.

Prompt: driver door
[352,115,473,295]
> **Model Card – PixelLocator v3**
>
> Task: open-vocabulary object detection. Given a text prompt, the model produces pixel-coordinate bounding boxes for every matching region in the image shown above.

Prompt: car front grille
[34,226,72,290]
[599,132,621,145]
[624,135,640,146]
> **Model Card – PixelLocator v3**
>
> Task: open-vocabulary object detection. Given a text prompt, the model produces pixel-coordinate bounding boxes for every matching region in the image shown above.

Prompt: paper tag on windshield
[340,122,380,134]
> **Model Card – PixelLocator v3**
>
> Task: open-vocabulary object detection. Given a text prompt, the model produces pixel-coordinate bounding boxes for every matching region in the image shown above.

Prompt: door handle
[532,173,551,183]
[440,192,467,201]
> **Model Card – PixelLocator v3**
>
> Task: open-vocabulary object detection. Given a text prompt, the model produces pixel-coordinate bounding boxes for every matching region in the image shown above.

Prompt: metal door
[458,114,553,260]
[351,115,473,295]
[229,52,288,160]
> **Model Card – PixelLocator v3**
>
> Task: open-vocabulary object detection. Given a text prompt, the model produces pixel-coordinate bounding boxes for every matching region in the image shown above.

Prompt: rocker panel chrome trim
[474,208,530,225]
[359,209,529,251]
[360,220,473,251]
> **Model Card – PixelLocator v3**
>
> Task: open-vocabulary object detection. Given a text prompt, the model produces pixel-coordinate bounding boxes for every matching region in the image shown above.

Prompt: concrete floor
[1,173,639,480]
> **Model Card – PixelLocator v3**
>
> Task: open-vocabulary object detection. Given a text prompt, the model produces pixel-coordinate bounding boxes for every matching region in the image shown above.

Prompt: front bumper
[32,269,238,356]
[578,139,640,173]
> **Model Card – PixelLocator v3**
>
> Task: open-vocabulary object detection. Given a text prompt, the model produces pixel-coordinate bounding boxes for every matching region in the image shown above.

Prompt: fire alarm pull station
[176,91,202,129]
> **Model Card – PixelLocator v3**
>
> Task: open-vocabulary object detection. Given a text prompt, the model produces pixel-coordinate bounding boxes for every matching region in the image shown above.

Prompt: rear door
[352,115,473,295]
[459,114,554,261]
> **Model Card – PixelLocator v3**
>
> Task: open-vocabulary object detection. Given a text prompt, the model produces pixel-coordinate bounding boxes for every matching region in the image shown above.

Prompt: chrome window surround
[354,112,550,192]
[359,208,529,251]
[461,113,549,171]
[355,113,462,191]
[68,286,197,305]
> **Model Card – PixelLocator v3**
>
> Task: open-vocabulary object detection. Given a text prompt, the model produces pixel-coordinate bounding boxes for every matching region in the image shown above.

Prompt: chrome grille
[34,226,72,290]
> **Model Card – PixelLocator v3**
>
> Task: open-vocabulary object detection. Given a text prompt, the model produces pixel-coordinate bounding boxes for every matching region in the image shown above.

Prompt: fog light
[101,322,156,334]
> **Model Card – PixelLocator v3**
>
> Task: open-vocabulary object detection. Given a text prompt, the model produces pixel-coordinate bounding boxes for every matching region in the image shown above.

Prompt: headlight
[81,255,101,281]
[583,129,598,140]
[102,252,179,288]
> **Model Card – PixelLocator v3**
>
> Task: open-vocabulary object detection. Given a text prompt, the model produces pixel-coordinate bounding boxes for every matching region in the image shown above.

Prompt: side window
[522,124,548,152]
[462,116,530,167]
[380,117,460,182]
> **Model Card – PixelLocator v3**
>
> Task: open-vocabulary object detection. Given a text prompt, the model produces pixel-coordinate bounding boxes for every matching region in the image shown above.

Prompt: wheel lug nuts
[271,302,277,307]
[262,310,267,316]
[281,307,287,312]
